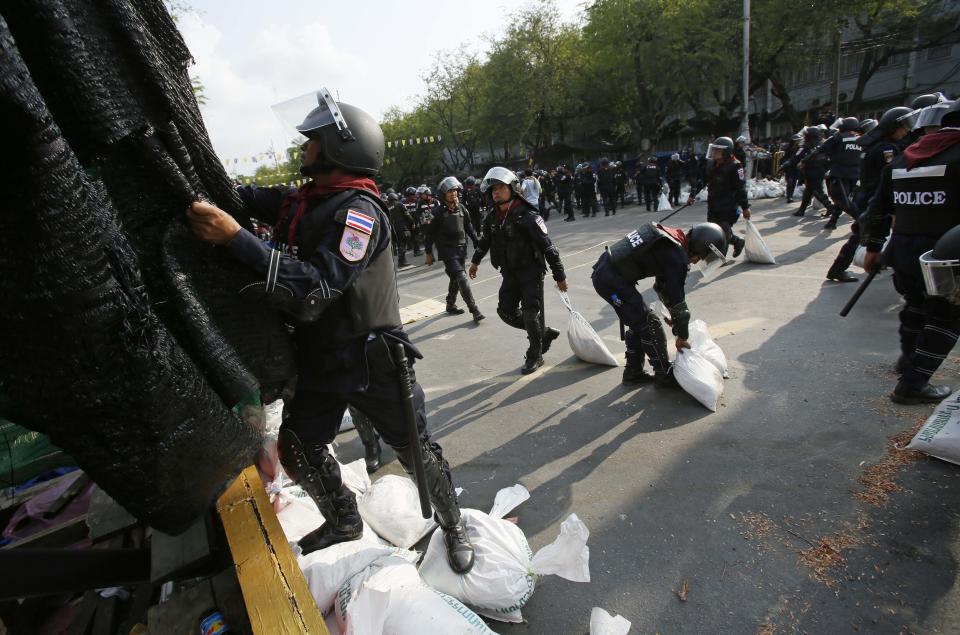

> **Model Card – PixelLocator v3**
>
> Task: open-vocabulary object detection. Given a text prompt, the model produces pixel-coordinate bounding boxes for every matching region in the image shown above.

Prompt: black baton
[389,341,432,519]
[840,269,877,317]
[658,200,693,223]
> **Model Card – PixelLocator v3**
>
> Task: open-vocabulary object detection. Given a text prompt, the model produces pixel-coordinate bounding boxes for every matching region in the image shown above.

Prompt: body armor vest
[488,207,543,272]
[608,222,680,282]
[890,144,960,239]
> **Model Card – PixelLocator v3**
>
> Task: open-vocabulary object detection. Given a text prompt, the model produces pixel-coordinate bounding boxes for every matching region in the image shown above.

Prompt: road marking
[399,298,446,324]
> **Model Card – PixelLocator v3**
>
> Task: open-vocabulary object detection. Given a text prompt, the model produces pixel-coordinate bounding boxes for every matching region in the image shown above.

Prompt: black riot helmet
[272,88,385,176]
[912,93,947,110]
[404,186,416,196]
[464,175,477,186]
[707,137,735,158]
[916,100,956,130]
[858,118,878,134]
[387,192,399,203]
[941,100,960,128]
[920,225,960,304]
[839,117,860,132]
[687,223,729,279]
[877,106,916,134]
[803,126,823,143]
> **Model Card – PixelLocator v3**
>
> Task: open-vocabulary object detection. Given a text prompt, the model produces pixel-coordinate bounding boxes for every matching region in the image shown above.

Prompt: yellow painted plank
[217,466,327,635]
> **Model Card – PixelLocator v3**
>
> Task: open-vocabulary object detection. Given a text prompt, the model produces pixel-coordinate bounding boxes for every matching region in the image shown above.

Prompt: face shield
[920,250,960,304]
[898,108,923,132]
[480,167,518,193]
[695,243,728,282]
[915,102,953,130]
[271,88,351,142]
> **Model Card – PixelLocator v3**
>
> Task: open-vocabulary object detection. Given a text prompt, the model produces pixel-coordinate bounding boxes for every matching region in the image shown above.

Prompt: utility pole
[831,20,842,115]
[742,0,752,176]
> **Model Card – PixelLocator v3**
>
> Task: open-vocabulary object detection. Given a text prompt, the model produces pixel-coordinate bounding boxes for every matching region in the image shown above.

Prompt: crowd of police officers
[185,85,960,575]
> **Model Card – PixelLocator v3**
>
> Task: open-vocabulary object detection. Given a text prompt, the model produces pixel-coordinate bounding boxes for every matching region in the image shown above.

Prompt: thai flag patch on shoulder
[345,209,375,235]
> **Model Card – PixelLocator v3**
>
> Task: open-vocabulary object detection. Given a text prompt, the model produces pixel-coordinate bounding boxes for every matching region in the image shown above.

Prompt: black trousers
[641,184,659,210]
[497,266,546,334]
[798,174,833,213]
[600,189,617,215]
[888,235,960,387]
[827,177,857,221]
[559,193,574,220]
[668,180,681,206]
[784,173,798,200]
[582,193,599,217]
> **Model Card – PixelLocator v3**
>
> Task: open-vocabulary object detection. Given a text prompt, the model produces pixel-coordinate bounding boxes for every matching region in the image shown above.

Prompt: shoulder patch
[535,215,548,234]
[339,226,370,262]
[883,149,895,163]
[345,209,375,235]
[737,167,745,181]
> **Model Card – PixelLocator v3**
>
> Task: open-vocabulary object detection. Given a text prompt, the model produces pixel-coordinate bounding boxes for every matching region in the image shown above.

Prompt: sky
[179,0,586,174]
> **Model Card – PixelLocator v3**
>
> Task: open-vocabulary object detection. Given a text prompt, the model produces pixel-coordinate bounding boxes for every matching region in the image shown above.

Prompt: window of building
[880,51,908,67]
[927,44,953,60]
[842,52,863,76]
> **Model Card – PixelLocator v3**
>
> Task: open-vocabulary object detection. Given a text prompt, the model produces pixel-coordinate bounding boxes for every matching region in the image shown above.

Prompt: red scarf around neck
[274,175,380,248]
[904,128,960,168]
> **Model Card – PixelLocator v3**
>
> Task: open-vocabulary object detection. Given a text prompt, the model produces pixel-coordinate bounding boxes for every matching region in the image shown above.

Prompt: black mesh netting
[0,0,296,533]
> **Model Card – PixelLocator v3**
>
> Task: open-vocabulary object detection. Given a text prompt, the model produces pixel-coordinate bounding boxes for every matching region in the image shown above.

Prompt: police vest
[293,190,402,339]
[436,205,468,247]
[829,135,862,178]
[889,144,960,239]
[608,222,680,282]
[488,207,543,272]
[859,140,898,195]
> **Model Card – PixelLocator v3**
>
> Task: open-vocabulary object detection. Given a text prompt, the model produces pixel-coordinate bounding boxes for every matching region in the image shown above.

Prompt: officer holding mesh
[592,222,728,385]
[469,167,568,374]
[425,176,484,322]
[186,89,474,573]
[861,99,960,404]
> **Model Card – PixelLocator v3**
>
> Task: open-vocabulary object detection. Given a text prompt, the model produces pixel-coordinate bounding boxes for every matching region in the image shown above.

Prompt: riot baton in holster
[840,269,877,317]
[836,179,853,215]
[658,200,693,224]
[389,341,432,519]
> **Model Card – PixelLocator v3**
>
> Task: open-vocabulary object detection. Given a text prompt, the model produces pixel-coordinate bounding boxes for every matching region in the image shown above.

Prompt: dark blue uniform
[692,158,749,251]
[556,170,575,221]
[229,184,432,452]
[636,163,661,211]
[425,202,481,313]
[807,132,862,223]
[592,223,690,376]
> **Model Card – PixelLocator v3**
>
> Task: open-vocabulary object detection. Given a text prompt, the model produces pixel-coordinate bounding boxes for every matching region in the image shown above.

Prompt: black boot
[350,407,382,474]
[397,440,475,574]
[277,429,363,554]
[654,366,680,388]
[622,350,654,385]
[732,235,745,258]
[521,310,544,374]
[456,273,484,322]
[890,381,952,405]
[792,207,805,217]
[640,312,672,380]
[826,269,858,283]
[541,327,560,354]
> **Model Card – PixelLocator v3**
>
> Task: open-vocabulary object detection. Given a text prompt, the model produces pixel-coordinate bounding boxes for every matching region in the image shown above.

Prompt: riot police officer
[637,157,661,212]
[402,186,422,256]
[826,107,915,283]
[388,192,415,267]
[615,161,628,206]
[688,137,750,257]
[860,100,960,404]
[598,157,618,216]
[469,167,568,374]
[462,175,485,235]
[592,222,728,385]
[556,164,576,222]
[788,127,838,220]
[779,133,802,204]
[186,89,475,572]
[807,116,862,232]
[425,176,484,322]
[580,163,599,217]
[666,154,685,207]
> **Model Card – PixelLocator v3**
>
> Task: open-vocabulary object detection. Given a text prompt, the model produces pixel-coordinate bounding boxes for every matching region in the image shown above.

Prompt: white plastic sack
[657,191,672,212]
[688,320,729,378]
[357,474,437,548]
[906,389,960,465]
[419,484,590,623]
[853,234,890,270]
[590,607,632,634]
[300,544,415,616]
[559,292,618,366]
[673,348,724,411]
[743,220,775,264]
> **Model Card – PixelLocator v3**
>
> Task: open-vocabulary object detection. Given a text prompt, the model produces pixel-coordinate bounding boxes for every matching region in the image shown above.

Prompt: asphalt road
[337,196,960,634]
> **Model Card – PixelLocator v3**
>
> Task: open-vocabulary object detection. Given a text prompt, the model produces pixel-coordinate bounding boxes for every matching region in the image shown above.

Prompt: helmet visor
[915,102,953,129]
[480,166,518,193]
[920,250,960,302]
[897,107,922,132]
[271,88,349,141]
[695,244,728,281]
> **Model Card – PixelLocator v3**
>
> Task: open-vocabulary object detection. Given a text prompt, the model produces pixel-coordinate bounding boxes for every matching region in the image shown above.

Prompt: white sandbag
[743,220,776,264]
[419,484,590,624]
[559,292,618,366]
[696,187,709,201]
[687,320,729,378]
[300,544,416,617]
[590,607,632,634]
[358,474,437,548]
[275,489,382,546]
[906,389,960,465]
[673,348,724,411]
[657,190,672,212]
